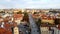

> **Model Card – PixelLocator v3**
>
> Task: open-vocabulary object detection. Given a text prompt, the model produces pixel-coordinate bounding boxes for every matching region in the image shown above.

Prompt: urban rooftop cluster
[0,9,60,34]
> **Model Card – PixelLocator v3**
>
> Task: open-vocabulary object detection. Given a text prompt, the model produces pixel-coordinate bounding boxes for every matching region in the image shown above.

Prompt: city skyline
[0,0,60,9]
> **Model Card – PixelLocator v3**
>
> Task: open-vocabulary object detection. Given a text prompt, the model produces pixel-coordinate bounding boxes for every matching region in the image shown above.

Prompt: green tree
[22,12,29,22]
[17,11,22,14]
[36,19,41,27]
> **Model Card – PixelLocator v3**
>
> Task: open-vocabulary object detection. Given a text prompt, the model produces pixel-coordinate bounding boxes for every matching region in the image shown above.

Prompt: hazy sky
[0,0,60,9]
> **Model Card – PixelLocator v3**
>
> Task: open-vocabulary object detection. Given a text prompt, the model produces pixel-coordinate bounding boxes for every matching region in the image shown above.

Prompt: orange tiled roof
[32,14,40,18]
[13,14,23,18]
[0,28,12,34]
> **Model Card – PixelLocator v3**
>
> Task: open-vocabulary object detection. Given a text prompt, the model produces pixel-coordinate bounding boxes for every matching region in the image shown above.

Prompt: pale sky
[0,0,60,9]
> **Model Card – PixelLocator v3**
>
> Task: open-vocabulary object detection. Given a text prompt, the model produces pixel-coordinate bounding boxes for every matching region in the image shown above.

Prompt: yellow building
[14,27,19,34]
[41,19,54,24]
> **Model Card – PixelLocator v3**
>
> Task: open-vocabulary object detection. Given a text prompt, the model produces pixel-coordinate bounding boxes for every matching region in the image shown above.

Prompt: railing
[40,27,60,34]
[41,31,52,34]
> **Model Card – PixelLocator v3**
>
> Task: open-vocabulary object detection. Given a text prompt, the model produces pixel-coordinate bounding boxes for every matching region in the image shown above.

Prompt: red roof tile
[13,14,23,18]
